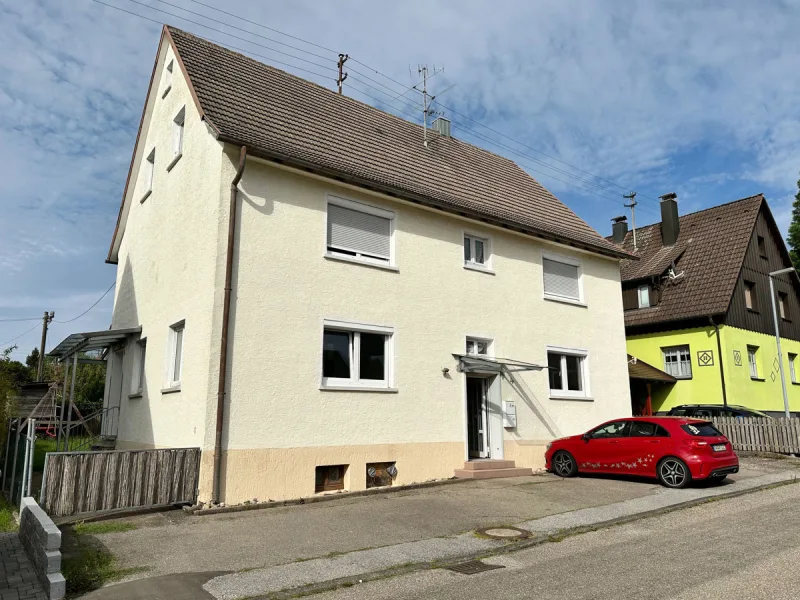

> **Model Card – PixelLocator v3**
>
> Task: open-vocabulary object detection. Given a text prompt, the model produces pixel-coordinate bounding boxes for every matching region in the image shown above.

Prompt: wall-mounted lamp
[442,367,450,375]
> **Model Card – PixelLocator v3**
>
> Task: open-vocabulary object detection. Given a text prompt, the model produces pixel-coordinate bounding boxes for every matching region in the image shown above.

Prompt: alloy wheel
[553,452,574,476]
[659,459,687,487]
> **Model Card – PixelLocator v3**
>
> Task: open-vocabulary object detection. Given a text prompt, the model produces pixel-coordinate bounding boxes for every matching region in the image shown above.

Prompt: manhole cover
[445,560,505,575]
[476,526,530,540]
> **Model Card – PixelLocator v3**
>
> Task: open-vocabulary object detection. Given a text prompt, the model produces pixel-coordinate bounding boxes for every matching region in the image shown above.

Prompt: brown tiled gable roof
[612,194,764,328]
[164,26,629,259]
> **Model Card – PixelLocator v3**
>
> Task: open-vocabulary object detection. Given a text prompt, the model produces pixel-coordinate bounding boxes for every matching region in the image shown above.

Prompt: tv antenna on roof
[416,64,445,147]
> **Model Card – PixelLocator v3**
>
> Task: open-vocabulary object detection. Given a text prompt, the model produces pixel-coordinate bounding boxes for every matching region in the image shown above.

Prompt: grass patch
[0,495,17,532]
[73,521,138,535]
[62,526,148,596]
[33,437,92,472]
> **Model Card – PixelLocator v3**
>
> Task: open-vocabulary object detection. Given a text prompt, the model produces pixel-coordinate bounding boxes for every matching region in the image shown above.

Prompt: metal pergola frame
[47,327,140,451]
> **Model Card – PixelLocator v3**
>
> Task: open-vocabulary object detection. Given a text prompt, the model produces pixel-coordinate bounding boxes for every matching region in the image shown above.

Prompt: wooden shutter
[543,258,580,300]
[327,204,391,260]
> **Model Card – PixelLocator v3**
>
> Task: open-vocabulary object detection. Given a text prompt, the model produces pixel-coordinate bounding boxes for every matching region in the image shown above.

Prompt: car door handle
[609,440,619,444]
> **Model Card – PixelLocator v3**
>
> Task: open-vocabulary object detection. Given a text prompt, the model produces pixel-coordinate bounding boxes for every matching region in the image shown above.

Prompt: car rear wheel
[552,450,578,478]
[657,457,691,489]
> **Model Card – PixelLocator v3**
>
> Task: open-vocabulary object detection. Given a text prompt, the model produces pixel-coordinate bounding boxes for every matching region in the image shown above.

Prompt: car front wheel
[657,457,691,489]
[552,450,578,478]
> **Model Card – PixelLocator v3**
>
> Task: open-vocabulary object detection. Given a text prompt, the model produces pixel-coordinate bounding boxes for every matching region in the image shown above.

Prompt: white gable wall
[109,38,225,453]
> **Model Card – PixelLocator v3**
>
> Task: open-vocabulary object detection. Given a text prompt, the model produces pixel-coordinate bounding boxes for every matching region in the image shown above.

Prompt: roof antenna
[417,64,444,147]
[624,191,638,250]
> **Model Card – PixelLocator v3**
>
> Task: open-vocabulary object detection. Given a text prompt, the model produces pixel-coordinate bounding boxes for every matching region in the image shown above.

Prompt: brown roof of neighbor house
[627,354,677,383]
[612,194,764,328]
[150,26,631,260]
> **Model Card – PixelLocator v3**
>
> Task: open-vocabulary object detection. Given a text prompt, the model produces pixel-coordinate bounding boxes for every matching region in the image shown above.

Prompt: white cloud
[3,0,800,348]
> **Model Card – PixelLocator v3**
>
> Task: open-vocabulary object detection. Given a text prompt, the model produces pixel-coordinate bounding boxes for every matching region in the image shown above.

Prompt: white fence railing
[712,417,800,454]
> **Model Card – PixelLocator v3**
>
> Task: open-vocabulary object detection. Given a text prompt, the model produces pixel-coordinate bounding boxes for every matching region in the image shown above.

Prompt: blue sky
[2,0,800,357]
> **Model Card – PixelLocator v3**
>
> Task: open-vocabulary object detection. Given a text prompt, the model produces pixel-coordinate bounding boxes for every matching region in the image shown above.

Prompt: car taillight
[683,439,709,451]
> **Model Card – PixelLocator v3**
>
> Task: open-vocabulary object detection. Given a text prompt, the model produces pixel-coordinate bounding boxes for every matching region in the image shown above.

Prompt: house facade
[613,193,800,417]
[101,26,632,504]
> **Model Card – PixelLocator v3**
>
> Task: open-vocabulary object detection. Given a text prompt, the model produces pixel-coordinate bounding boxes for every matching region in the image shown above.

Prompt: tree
[25,347,39,370]
[0,346,22,449]
[787,174,800,271]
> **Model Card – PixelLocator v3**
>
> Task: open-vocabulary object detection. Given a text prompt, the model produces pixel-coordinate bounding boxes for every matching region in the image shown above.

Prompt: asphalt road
[313,482,800,600]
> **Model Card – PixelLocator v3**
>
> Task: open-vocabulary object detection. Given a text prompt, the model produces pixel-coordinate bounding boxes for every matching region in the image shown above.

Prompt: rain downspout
[213,146,247,504]
[709,316,728,407]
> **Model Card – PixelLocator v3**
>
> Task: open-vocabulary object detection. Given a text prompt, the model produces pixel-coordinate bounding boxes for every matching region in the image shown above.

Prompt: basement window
[315,464,347,493]
[366,462,396,488]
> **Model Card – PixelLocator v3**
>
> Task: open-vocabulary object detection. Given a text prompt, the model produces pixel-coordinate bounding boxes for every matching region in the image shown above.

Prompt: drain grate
[445,560,505,575]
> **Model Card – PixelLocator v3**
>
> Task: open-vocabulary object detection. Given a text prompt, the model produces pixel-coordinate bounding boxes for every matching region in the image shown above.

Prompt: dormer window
[637,284,651,308]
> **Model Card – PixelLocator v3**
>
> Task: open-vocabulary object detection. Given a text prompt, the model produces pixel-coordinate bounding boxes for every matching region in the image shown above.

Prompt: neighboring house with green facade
[609,193,800,417]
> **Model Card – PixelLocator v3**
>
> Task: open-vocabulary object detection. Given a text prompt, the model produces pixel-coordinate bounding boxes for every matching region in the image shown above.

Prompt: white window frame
[747,345,760,380]
[321,319,394,390]
[163,59,173,98]
[789,353,797,384]
[168,106,185,171]
[637,284,651,308]
[546,345,590,399]
[324,195,396,269]
[662,345,692,379]
[466,336,493,357]
[142,148,155,203]
[463,232,493,273]
[131,338,147,396]
[542,251,585,306]
[165,320,185,391]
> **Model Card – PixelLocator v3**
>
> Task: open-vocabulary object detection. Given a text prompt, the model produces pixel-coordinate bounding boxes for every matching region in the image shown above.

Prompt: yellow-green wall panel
[627,324,800,414]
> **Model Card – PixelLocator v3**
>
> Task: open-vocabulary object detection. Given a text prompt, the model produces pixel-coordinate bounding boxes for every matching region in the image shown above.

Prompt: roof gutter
[213,145,247,505]
[216,139,635,261]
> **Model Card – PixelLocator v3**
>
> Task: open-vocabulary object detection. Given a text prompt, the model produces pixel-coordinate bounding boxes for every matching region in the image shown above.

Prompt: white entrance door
[467,377,489,458]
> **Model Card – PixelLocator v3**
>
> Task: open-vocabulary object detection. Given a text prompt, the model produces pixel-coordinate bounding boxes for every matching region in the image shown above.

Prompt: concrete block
[46,573,66,600]
[44,551,61,574]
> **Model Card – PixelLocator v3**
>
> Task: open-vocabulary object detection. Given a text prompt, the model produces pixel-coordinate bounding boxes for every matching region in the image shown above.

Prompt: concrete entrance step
[460,460,517,471]
[454,460,533,479]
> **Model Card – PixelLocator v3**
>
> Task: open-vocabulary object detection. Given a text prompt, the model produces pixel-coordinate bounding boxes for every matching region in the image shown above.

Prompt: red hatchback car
[545,417,739,488]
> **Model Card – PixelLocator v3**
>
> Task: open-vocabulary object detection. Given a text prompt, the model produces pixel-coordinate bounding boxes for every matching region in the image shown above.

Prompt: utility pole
[623,192,638,251]
[337,53,349,94]
[37,311,54,381]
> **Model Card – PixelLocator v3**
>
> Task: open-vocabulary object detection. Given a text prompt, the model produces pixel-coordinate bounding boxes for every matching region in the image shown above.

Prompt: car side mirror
[582,432,591,442]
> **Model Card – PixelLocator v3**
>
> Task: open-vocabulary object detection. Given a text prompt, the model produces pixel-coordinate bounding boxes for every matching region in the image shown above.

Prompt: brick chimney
[611,215,628,244]
[660,192,679,246]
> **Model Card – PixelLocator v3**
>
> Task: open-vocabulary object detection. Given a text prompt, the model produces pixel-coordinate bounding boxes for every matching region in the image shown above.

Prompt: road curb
[246,475,799,600]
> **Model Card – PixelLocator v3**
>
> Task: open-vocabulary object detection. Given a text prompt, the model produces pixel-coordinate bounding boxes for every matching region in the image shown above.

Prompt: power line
[117,0,337,71]
[54,283,116,324]
[0,317,42,323]
[0,323,41,349]
[90,1,338,81]
[93,0,657,211]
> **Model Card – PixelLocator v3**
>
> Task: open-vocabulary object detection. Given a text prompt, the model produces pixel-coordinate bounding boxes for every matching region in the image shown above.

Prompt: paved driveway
[73,456,790,581]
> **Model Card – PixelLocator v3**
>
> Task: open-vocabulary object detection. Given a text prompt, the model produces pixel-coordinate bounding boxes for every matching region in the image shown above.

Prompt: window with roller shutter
[542,255,583,303]
[326,196,394,265]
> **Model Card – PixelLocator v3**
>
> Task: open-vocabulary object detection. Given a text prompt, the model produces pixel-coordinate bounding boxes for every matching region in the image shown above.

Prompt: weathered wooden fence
[40,447,201,517]
[712,417,800,454]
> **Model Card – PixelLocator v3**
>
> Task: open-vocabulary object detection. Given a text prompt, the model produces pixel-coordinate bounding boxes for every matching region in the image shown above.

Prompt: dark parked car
[666,404,773,419]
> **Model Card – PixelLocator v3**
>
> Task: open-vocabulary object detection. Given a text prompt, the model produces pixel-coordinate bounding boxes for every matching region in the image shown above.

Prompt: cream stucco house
[101,26,633,504]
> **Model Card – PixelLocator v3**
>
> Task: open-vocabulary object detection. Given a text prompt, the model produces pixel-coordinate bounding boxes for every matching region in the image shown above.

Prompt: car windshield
[681,422,723,437]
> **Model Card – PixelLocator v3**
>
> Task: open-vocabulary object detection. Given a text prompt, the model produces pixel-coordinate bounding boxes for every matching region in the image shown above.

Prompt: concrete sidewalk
[77,457,799,600]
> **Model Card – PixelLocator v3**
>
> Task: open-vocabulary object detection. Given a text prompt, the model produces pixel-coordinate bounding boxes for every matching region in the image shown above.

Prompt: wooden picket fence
[40,447,201,517]
[712,417,800,454]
